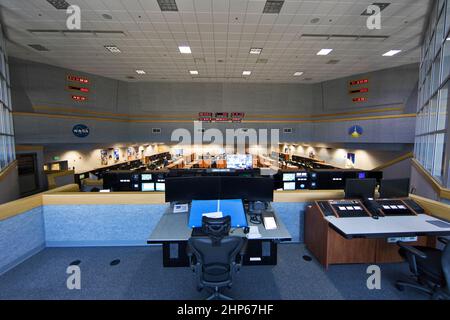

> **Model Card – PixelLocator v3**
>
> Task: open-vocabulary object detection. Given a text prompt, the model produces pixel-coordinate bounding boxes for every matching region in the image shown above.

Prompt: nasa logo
[72,124,90,138]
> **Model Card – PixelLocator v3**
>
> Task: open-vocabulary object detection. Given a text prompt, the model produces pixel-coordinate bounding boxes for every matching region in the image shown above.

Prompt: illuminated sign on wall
[72,95,87,101]
[349,78,369,103]
[68,85,89,93]
[67,75,89,83]
[349,79,368,86]
[198,112,245,122]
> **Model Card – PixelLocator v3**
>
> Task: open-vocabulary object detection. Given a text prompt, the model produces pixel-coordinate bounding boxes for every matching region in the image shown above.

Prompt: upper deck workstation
[0,0,449,305]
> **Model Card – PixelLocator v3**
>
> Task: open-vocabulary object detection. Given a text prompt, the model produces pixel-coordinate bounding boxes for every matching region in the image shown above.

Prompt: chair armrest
[186,245,197,271]
[438,237,449,245]
[397,241,427,259]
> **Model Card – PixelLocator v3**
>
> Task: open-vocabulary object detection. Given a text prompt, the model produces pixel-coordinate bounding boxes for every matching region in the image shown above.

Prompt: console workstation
[306,178,450,268]
[148,175,291,267]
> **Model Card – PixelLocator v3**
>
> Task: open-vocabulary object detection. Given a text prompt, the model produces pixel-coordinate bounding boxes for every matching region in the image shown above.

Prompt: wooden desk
[305,201,437,268]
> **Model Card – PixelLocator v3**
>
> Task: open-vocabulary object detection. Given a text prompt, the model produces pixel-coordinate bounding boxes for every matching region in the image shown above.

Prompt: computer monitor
[283,182,296,190]
[282,173,296,182]
[165,176,221,202]
[221,176,274,202]
[226,154,253,169]
[141,174,153,181]
[344,178,377,199]
[155,183,165,191]
[379,178,410,198]
[142,183,155,192]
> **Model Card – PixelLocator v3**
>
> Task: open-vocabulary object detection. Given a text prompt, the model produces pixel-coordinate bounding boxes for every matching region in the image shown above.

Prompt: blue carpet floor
[0,244,427,300]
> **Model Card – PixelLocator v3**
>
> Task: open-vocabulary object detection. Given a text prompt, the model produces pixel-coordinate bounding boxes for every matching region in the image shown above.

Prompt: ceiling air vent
[46,0,70,10]
[28,44,49,51]
[152,128,162,134]
[361,3,391,16]
[157,0,178,12]
[257,58,269,64]
[327,59,340,64]
[263,0,284,14]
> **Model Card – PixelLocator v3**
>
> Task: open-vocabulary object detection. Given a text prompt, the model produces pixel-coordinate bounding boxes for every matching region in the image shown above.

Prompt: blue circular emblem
[72,124,90,138]
[348,125,363,138]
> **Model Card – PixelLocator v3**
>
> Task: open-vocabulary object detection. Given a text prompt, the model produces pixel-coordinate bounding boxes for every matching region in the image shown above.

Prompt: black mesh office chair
[395,237,450,299]
[187,216,247,300]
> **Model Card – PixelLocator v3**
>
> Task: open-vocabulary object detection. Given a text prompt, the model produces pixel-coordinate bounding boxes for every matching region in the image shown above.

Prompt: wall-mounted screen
[142,183,155,192]
[226,154,253,169]
[283,182,296,190]
[141,174,153,181]
[155,183,165,191]
[282,173,296,181]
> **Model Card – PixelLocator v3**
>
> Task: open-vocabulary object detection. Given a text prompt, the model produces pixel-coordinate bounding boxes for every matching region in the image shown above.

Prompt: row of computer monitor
[279,170,383,191]
[165,176,273,203]
[345,178,410,199]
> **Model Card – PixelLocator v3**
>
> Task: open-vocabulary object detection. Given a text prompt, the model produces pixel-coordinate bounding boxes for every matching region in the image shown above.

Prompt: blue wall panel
[0,207,45,275]
[43,204,169,247]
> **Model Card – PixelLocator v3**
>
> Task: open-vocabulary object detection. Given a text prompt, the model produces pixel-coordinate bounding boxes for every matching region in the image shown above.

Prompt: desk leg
[162,241,190,267]
[243,240,277,265]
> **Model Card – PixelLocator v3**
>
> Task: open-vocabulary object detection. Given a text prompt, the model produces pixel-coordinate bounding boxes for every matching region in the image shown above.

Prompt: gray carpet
[0,244,427,300]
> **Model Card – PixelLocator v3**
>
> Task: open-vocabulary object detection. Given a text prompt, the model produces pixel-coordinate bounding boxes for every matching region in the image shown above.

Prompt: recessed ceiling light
[317,49,333,55]
[382,49,401,56]
[242,71,252,76]
[178,46,191,54]
[263,0,285,14]
[361,3,391,16]
[157,0,178,12]
[189,70,198,75]
[250,48,262,54]
[135,70,146,74]
[293,72,303,76]
[104,45,121,53]
[46,0,70,10]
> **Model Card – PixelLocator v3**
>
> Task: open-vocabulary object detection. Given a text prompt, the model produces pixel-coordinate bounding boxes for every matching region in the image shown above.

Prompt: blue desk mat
[188,199,248,228]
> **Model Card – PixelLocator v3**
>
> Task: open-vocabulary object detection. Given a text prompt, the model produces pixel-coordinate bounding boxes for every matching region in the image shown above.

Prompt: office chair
[395,237,449,299]
[187,216,247,300]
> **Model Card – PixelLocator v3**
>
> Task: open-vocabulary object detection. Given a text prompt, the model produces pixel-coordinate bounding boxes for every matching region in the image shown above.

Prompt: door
[17,153,39,195]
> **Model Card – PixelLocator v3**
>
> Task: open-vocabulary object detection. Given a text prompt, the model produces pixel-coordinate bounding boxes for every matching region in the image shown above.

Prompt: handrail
[0,160,18,182]
[411,159,450,200]
[372,152,414,171]
[0,184,79,221]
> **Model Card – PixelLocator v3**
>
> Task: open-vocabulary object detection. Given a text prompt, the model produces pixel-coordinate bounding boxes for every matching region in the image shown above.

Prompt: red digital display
[349,87,369,94]
[67,75,89,84]
[349,79,368,86]
[352,97,368,102]
[198,112,213,122]
[72,95,87,101]
[214,112,229,122]
[231,112,245,117]
[68,85,90,93]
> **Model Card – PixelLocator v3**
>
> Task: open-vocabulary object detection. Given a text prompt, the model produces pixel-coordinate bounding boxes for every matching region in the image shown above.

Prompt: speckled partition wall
[43,204,169,247]
[271,202,307,243]
[0,207,46,275]
[0,202,307,273]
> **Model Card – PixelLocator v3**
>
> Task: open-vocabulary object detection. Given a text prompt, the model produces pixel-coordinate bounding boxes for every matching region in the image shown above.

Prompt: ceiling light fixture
[189,70,199,75]
[293,72,303,76]
[317,49,333,55]
[382,49,401,56]
[104,45,121,53]
[242,71,252,76]
[135,70,146,74]
[263,0,285,14]
[178,46,191,54]
[157,0,178,12]
[249,48,263,54]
